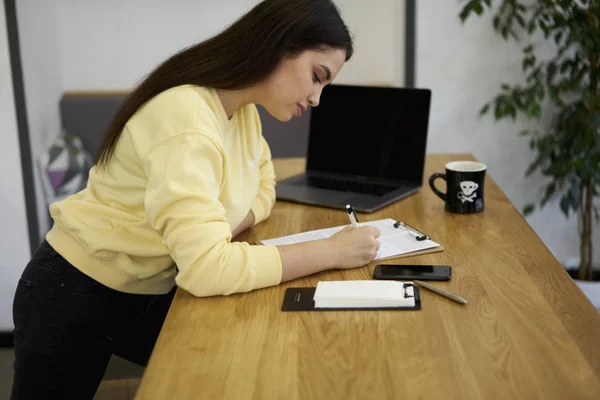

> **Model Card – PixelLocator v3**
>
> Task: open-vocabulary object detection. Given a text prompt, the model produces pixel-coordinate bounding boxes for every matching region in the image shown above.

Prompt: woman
[11,0,380,398]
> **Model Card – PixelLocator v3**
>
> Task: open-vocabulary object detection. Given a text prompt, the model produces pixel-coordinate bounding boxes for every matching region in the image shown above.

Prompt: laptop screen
[306,84,431,184]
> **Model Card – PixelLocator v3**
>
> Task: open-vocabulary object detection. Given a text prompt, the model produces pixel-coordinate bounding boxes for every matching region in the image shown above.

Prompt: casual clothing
[46,85,282,296]
[11,85,282,399]
[11,241,175,399]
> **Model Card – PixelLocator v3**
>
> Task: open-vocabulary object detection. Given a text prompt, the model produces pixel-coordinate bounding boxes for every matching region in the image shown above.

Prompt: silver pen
[414,280,468,305]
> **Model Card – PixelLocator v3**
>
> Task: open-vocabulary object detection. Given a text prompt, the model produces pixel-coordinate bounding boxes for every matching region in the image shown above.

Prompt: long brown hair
[96,0,354,169]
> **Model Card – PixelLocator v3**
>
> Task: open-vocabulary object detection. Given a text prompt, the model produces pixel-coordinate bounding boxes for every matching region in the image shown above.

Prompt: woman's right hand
[326,226,381,268]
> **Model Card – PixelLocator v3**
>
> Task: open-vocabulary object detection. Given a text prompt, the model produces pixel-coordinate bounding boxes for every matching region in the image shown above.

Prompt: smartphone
[373,264,452,281]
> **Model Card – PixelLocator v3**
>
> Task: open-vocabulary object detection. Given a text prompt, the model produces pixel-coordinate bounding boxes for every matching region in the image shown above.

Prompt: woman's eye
[313,72,322,84]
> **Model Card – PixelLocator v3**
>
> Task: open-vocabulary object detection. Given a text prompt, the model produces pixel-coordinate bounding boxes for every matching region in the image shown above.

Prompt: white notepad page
[260,218,441,261]
[313,280,415,308]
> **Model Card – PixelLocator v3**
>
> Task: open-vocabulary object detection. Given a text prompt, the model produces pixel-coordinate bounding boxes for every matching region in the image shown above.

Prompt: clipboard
[260,218,444,262]
[281,283,422,312]
[376,244,445,261]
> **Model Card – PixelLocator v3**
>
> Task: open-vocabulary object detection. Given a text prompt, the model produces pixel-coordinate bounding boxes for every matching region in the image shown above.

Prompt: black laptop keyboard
[307,176,397,197]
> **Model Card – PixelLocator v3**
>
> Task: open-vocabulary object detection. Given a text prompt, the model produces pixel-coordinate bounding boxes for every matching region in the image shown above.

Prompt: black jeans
[10,240,176,400]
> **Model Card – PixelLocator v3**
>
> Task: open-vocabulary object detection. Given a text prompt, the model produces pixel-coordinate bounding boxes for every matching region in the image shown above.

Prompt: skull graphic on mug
[429,161,487,214]
[458,181,478,203]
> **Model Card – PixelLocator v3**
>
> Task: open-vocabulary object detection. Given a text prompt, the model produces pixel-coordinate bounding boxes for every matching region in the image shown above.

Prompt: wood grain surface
[136,154,600,400]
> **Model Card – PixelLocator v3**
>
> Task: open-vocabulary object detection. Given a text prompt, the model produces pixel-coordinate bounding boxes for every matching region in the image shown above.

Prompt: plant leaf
[569,184,581,212]
[474,3,484,15]
[523,204,535,216]
[529,103,542,119]
[546,62,557,83]
[526,154,544,176]
[493,15,501,30]
[560,196,570,217]
[523,56,536,70]
[519,129,531,136]
[554,31,563,44]
[541,182,556,206]
[479,103,490,115]
[459,0,486,23]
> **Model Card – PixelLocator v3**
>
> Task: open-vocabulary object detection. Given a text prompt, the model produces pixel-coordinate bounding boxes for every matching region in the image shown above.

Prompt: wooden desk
[136,154,600,399]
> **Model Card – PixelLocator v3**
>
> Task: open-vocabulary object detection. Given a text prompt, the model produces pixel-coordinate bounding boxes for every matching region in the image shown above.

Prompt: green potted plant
[458,0,599,287]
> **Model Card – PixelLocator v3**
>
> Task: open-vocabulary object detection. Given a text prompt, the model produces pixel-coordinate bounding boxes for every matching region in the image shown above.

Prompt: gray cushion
[59,93,310,159]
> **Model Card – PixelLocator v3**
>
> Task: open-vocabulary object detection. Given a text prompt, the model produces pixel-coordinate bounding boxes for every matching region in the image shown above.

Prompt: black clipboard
[281,283,421,312]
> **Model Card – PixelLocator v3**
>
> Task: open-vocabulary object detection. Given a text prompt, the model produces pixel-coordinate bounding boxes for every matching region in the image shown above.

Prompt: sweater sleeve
[142,131,282,297]
[250,134,276,226]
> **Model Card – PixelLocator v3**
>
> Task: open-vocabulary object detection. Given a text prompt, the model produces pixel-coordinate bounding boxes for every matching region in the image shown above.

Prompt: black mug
[429,161,487,214]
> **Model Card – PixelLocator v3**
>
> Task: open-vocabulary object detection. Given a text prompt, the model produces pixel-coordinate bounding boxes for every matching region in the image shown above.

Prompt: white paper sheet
[261,218,440,261]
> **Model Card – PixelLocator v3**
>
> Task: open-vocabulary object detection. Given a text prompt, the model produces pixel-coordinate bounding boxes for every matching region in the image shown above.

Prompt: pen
[414,280,468,305]
[345,204,359,227]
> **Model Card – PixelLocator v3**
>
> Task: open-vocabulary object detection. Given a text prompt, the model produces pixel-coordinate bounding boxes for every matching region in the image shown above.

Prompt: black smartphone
[373,264,452,281]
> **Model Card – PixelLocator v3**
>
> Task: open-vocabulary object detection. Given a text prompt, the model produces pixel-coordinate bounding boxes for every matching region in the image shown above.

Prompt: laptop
[275,84,432,213]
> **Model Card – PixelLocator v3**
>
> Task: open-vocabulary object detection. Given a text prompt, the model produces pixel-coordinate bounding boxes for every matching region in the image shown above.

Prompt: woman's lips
[296,103,306,116]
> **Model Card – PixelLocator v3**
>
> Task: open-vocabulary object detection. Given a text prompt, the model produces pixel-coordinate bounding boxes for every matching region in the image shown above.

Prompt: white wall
[17,1,63,239]
[416,0,598,264]
[0,2,32,331]
[334,0,404,86]
[57,0,405,90]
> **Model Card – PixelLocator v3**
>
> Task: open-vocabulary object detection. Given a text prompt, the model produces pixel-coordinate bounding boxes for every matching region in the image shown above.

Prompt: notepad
[260,218,443,261]
[313,280,415,308]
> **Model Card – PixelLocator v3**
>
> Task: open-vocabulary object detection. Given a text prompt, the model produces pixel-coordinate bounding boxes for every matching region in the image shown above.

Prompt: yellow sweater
[46,85,282,296]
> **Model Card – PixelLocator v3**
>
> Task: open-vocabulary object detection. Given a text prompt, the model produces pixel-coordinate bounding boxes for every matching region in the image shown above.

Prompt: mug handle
[428,173,447,201]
